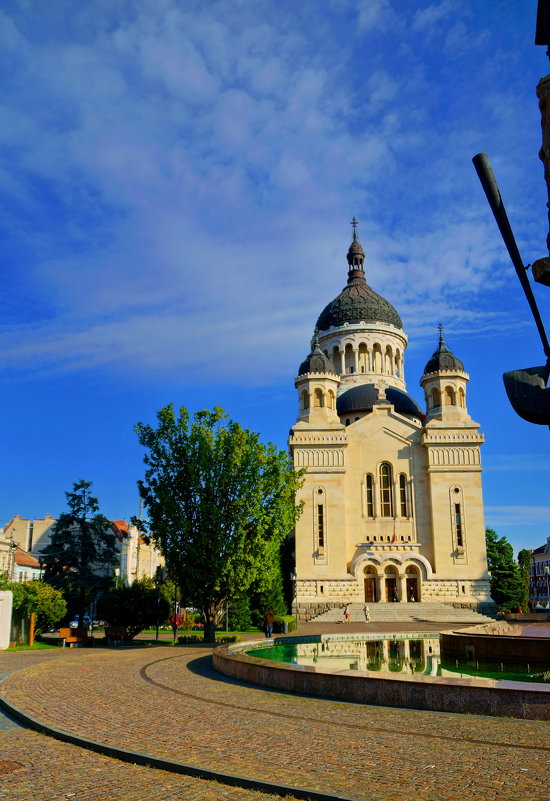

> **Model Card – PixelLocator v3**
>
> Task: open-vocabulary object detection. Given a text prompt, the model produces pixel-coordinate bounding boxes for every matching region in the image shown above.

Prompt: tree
[517,549,532,612]
[485,528,522,612]
[42,481,117,626]
[4,580,66,643]
[135,405,304,640]
[97,577,171,639]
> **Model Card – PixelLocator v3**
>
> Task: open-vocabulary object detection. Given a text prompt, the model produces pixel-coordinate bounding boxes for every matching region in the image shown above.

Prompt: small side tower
[420,325,470,422]
[295,331,341,423]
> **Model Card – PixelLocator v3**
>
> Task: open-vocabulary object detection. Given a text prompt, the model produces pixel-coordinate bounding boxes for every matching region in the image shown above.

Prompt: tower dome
[423,325,465,375]
[298,331,336,376]
[316,220,402,331]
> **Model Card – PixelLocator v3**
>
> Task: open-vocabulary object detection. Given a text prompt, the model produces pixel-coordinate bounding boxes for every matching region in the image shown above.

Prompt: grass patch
[7,642,58,651]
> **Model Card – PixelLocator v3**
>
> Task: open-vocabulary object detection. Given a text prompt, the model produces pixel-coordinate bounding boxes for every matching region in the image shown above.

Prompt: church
[289,221,493,619]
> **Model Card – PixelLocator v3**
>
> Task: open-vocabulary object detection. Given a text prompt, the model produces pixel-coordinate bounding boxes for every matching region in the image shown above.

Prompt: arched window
[379,463,394,517]
[327,390,335,409]
[332,346,340,373]
[373,343,382,373]
[385,345,393,375]
[301,390,309,410]
[458,387,465,408]
[365,474,374,517]
[314,388,324,407]
[399,474,408,517]
[358,343,368,373]
[431,388,440,408]
[345,343,355,374]
[314,487,326,556]
[444,386,455,405]
[395,349,401,377]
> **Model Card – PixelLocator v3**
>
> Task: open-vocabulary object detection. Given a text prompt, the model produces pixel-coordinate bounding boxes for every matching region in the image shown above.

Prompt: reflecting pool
[246,635,550,683]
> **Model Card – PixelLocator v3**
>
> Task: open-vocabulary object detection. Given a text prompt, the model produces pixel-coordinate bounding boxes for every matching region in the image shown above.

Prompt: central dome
[316,226,402,331]
[316,282,402,331]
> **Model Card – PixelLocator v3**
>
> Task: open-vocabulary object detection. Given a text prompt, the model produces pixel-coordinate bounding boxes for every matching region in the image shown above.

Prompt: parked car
[69,615,92,629]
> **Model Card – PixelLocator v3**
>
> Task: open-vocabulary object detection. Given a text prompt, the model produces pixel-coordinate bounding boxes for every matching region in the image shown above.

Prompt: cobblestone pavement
[1,643,549,801]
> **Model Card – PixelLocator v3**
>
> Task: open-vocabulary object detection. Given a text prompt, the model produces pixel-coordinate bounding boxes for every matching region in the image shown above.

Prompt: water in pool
[246,636,550,683]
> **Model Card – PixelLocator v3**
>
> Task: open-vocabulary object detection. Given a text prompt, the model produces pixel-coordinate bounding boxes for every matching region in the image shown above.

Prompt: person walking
[343,604,351,623]
[363,605,370,623]
[392,587,399,602]
[264,608,275,638]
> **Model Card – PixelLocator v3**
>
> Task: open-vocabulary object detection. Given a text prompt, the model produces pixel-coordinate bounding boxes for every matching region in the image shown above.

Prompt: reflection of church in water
[289,221,492,619]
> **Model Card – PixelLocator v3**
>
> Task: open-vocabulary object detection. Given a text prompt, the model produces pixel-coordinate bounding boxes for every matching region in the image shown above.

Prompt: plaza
[1,623,549,801]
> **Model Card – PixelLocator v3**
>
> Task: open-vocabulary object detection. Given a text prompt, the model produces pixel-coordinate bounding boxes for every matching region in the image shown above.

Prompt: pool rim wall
[212,633,550,721]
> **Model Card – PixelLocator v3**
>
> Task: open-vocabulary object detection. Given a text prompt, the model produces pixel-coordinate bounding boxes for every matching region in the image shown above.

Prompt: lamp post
[290,569,297,626]
[544,565,549,608]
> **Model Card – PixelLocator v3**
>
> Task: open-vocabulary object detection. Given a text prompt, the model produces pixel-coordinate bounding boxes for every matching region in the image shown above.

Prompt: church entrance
[406,576,419,602]
[364,577,376,603]
[385,577,397,602]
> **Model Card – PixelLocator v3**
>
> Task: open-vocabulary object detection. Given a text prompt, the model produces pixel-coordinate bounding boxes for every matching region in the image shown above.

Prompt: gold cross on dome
[350,217,358,236]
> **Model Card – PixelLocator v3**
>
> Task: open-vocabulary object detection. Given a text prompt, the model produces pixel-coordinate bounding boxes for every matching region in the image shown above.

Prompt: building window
[454,503,463,547]
[314,389,323,407]
[327,390,335,409]
[314,487,327,557]
[444,386,455,405]
[317,504,325,549]
[399,474,408,517]
[301,390,309,410]
[431,388,440,408]
[379,463,394,517]
[366,474,374,517]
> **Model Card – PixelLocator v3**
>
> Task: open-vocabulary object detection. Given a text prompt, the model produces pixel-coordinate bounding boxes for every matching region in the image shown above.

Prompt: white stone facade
[289,230,493,619]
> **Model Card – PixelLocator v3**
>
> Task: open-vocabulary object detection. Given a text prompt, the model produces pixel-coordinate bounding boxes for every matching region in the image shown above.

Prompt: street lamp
[544,565,549,608]
[290,569,297,626]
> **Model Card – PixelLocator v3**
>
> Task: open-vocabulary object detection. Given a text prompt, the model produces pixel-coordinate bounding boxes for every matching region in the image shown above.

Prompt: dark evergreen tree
[42,480,117,626]
[485,528,522,612]
[517,549,532,611]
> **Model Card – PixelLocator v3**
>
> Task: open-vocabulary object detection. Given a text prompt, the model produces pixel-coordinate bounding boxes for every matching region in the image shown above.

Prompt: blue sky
[1,0,549,555]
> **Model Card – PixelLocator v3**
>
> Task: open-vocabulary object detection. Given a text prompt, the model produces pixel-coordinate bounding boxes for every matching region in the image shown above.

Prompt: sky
[1,0,549,556]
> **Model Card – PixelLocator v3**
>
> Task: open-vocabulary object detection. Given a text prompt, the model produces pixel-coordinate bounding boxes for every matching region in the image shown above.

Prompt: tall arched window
[458,387,465,408]
[327,390,335,409]
[431,388,440,408]
[314,487,327,557]
[365,474,374,517]
[301,390,309,410]
[399,474,408,517]
[314,388,324,407]
[379,463,394,517]
[444,386,455,405]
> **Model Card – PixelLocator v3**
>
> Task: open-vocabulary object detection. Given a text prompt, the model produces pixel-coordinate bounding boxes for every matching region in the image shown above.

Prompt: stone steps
[310,601,496,624]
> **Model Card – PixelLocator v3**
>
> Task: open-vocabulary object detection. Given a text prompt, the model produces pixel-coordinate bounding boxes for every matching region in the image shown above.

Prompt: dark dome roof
[423,328,464,374]
[316,282,402,331]
[298,337,336,376]
[337,384,424,420]
[317,225,402,331]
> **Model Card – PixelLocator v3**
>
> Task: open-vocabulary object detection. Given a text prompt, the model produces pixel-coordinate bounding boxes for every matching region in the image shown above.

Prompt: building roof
[15,547,41,569]
[337,384,425,420]
[298,332,338,376]
[111,520,129,542]
[316,227,402,332]
[423,326,465,375]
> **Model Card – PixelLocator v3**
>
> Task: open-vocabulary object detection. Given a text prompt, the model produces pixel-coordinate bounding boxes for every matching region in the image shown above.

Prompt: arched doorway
[405,565,420,601]
[363,565,377,602]
[384,565,399,602]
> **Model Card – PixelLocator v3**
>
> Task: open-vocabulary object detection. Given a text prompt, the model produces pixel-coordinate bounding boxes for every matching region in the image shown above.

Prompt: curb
[0,690,361,801]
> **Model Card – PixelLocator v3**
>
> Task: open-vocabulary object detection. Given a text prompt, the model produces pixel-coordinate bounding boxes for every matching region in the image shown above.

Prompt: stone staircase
[310,601,497,625]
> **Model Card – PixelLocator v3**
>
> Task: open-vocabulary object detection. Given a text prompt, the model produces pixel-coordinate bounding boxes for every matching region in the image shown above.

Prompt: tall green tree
[485,528,522,612]
[135,405,304,640]
[42,481,117,626]
[97,577,171,639]
[517,549,532,612]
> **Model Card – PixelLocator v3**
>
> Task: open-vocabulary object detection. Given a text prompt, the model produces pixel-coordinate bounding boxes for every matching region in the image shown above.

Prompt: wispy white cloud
[485,506,550,527]
[0,0,545,384]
